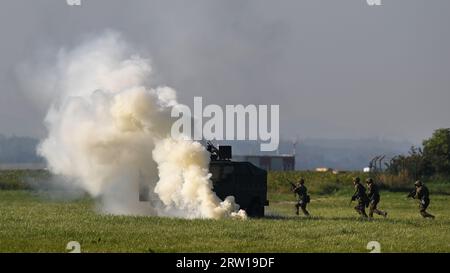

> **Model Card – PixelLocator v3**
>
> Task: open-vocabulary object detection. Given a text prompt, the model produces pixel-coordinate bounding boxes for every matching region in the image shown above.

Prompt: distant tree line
[0,135,43,163]
[385,128,450,179]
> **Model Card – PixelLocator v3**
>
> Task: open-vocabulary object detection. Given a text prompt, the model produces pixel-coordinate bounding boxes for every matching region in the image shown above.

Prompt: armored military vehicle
[139,142,269,217]
[207,142,268,217]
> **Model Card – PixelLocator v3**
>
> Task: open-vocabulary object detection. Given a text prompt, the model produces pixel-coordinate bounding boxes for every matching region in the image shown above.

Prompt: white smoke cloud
[153,138,245,219]
[33,31,245,219]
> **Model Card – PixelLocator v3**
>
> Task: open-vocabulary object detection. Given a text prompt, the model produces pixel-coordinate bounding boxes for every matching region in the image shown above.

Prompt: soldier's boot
[355,207,368,218]
[374,209,386,217]
[420,210,435,219]
[361,209,368,218]
[368,210,374,218]
[301,206,310,217]
[295,204,299,215]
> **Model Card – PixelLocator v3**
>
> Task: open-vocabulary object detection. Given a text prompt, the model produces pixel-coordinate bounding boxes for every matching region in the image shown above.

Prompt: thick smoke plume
[36,31,246,219]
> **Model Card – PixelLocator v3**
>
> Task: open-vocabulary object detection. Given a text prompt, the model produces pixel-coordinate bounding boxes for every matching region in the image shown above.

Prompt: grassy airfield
[1,189,449,253]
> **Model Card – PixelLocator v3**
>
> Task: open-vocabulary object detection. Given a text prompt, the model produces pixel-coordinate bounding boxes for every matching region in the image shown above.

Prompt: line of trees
[385,128,450,179]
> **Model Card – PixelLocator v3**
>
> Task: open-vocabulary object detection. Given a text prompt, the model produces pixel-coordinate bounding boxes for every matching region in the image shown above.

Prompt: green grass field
[1,189,449,253]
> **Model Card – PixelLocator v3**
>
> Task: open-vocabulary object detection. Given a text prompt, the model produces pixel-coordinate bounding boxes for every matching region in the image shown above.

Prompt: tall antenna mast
[292,137,298,156]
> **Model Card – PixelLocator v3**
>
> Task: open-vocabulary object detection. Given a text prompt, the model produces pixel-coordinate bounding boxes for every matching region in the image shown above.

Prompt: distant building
[234,154,295,171]
[363,167,371,173]
[315,167,333,172]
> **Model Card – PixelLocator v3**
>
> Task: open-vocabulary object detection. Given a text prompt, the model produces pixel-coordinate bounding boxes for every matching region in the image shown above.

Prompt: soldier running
[292,178,310,216]
[366,178,387,218]
[407,180,435,219]
[351,177,369,218]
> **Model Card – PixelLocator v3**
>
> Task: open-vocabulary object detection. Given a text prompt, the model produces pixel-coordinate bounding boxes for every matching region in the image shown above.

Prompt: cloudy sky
[0,0,449,144]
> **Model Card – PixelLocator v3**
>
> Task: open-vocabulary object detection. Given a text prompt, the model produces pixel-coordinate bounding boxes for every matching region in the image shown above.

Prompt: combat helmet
[366,178,374,184]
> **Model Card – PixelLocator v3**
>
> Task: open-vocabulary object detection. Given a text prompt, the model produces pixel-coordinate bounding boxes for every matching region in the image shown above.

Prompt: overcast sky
[0,0,449,144]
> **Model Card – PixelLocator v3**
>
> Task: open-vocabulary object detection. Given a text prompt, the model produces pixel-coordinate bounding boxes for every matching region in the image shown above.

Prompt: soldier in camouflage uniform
[292,178,310,216]
[351,177,369,218]
[408,180,435,219]
[366,178,387,218]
